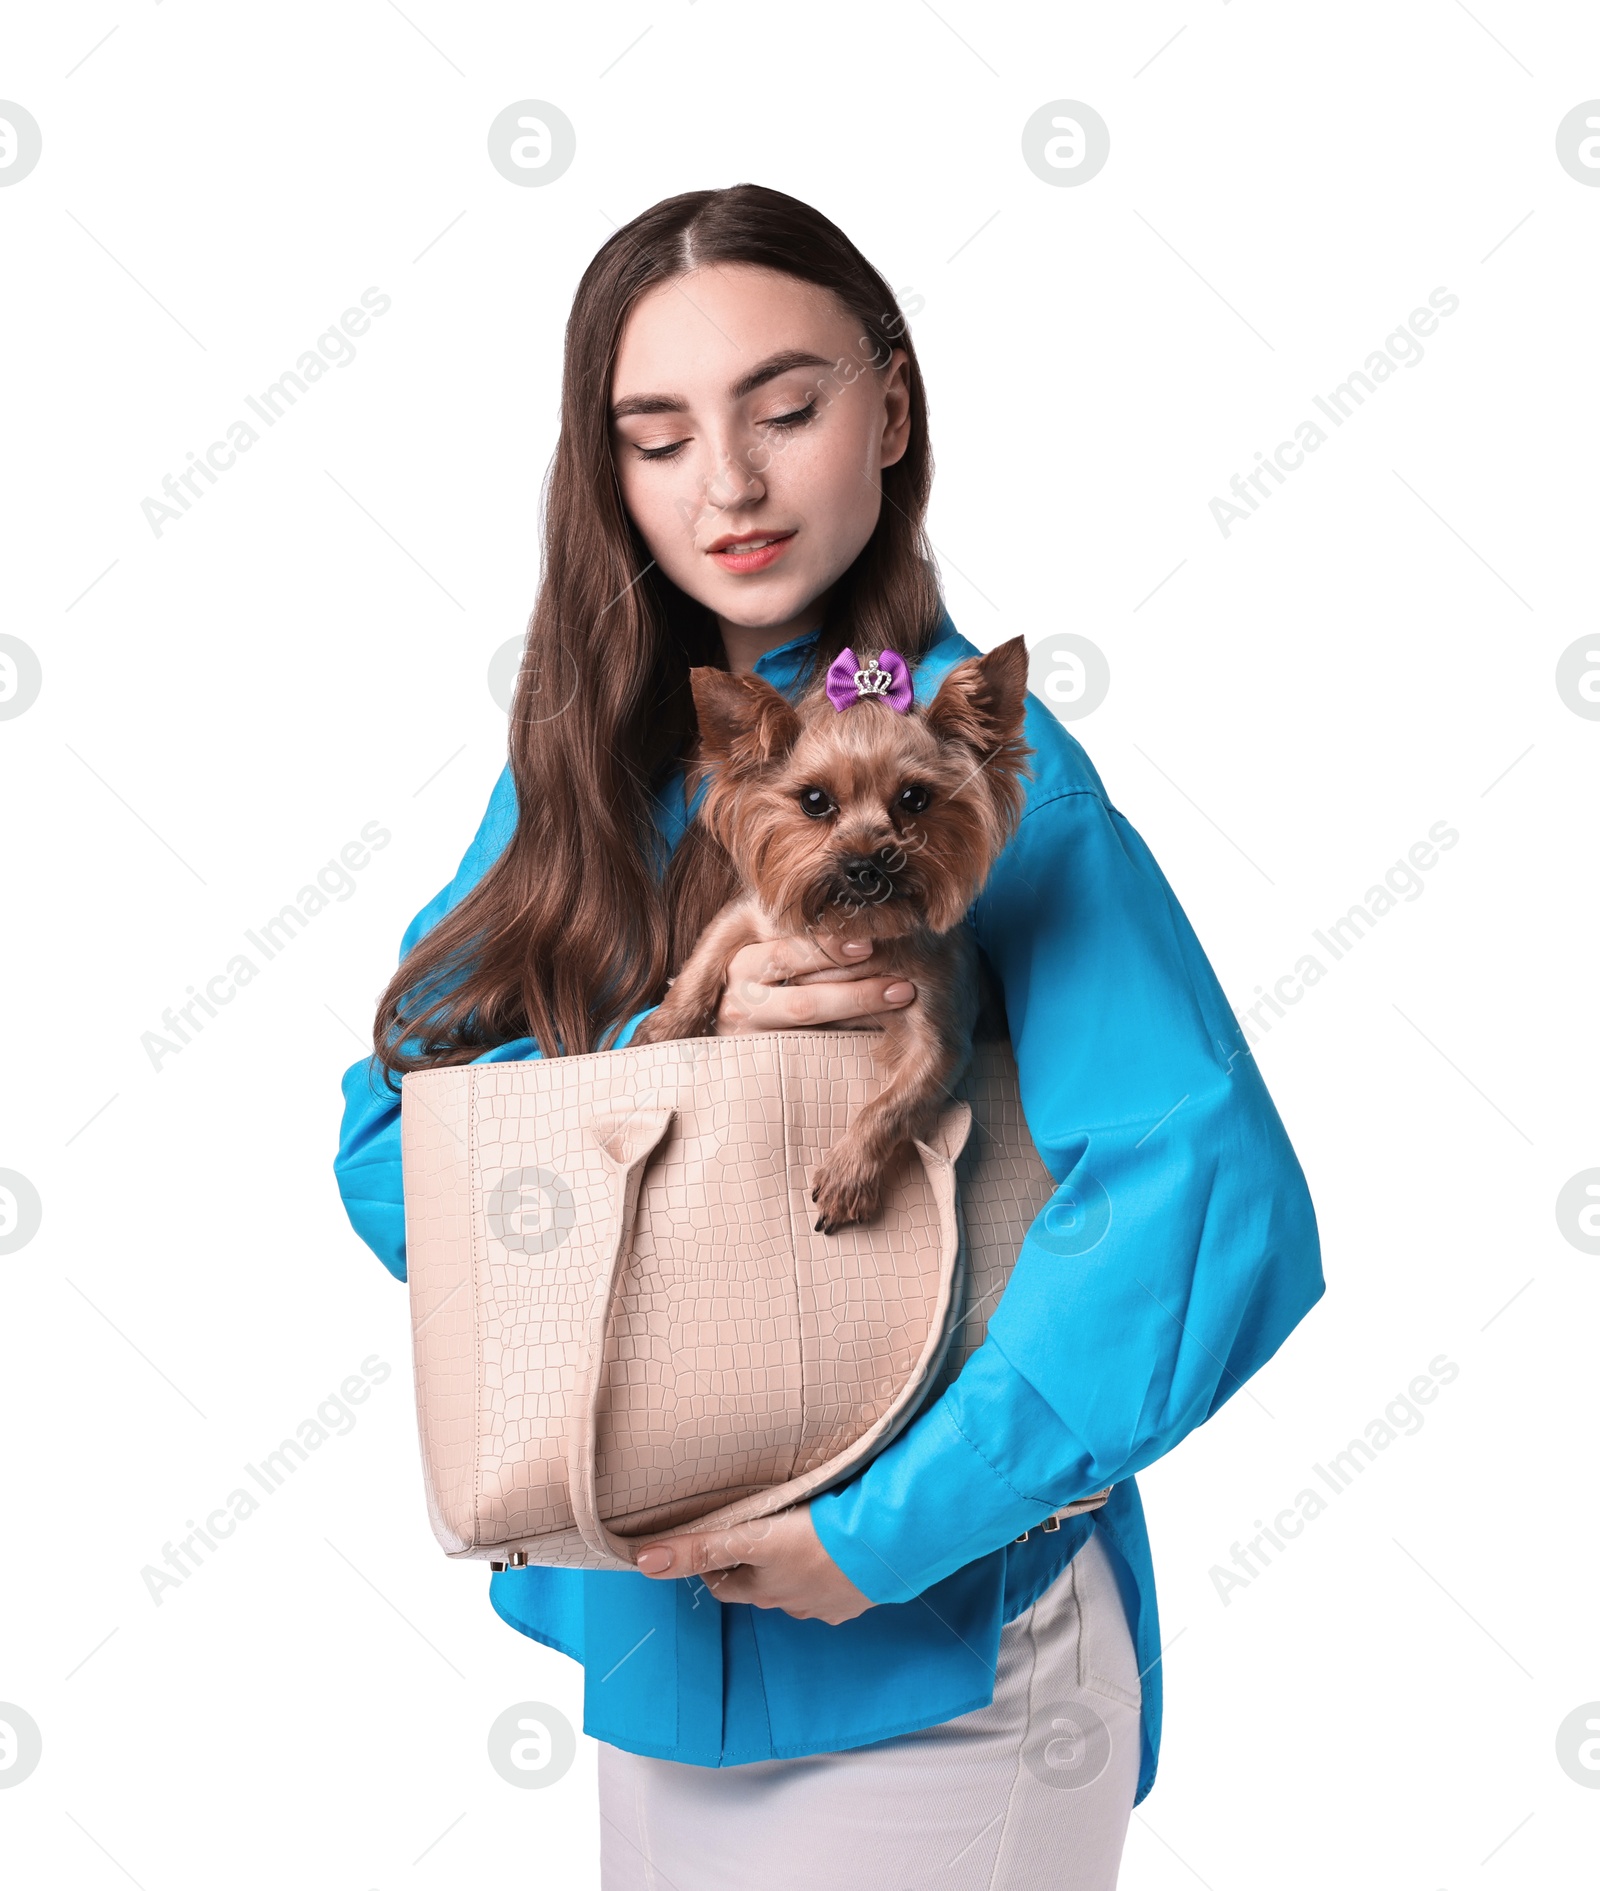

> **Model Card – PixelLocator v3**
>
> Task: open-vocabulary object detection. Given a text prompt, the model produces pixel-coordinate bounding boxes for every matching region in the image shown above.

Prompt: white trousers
[598,1531,1142,1891]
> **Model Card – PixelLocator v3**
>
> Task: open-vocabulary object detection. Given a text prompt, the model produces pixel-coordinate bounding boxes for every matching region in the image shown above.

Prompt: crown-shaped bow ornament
[824,646,915,713]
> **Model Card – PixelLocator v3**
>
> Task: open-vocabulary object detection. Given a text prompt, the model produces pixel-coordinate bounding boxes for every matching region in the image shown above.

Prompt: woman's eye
[897,785,931,815]
[634,439,688,462]
[798,786,836,819]
[763,400,816,431]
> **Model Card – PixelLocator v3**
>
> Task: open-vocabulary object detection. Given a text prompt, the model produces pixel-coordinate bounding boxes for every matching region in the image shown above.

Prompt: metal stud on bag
[1016,1507,1071,1543]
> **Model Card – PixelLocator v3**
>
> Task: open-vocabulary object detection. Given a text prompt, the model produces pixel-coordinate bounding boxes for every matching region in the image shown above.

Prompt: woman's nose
[702,446,766,513]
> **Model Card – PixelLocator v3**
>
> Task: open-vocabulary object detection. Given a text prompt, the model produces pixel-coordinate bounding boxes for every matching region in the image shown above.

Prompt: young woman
[334,184,1323,1889]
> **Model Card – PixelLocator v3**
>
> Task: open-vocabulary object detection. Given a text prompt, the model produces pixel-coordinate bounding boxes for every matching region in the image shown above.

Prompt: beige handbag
[400,1031,1110,1573]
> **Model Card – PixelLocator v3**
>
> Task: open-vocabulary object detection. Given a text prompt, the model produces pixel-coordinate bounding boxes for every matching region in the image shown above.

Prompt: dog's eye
[798,786,836,819]
[897,785,932,815]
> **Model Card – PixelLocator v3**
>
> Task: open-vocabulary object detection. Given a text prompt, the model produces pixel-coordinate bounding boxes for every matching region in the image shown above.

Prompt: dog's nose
[841,856,889,897]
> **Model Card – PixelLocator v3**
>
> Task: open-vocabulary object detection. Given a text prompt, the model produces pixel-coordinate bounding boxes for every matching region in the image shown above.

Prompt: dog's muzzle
[837,853,897,904]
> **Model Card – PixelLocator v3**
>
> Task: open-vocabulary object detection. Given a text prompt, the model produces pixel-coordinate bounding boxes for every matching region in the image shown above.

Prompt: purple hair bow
[824,646,915,713]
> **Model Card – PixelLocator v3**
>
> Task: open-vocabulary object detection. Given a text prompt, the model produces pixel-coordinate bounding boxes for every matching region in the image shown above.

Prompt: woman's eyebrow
[728,349,832,400]
[610,390,686,419]
[610,349,834,421]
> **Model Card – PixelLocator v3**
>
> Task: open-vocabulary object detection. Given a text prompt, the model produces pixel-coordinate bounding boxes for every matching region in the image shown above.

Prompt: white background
[2,3,1597,1886]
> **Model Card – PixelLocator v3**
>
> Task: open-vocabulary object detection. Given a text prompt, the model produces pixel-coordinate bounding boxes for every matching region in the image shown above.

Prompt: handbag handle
[567,1106,678,1569]
[565,1102,972,1569]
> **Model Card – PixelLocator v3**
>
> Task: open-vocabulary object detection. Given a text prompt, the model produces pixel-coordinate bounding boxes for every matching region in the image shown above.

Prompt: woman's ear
[922,636,1030,757]
[690,668,802,771]
[878,347,912,472]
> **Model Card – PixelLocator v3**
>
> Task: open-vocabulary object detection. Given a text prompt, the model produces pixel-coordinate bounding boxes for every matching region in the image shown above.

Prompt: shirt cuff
[808,1339,1101,1605]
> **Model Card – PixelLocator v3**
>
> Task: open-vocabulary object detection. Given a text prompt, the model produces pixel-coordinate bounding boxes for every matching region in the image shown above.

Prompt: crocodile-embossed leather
[402,1033,1108,1571]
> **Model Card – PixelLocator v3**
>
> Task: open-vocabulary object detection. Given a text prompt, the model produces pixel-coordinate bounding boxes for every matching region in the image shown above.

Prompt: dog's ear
[690,667,802,771]
[922,636,1030,756]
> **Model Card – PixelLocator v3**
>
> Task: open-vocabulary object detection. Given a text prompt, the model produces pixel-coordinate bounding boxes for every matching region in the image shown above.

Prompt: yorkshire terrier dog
[633,636,1033,1232]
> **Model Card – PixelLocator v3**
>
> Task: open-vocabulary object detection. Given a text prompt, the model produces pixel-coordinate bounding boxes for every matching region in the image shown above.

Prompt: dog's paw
[809,1155,886,1234]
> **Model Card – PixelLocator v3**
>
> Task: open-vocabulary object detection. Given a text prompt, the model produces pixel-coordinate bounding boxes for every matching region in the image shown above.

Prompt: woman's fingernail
[883,981,914,1004]
[841,940,872,957]
[635,1547,672,1574]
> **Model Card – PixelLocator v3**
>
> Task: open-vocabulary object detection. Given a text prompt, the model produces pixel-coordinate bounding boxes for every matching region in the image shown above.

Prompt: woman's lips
[708,531,796,573]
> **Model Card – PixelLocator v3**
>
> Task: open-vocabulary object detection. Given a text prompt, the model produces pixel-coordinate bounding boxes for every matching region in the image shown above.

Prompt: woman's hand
[632,1505,875,1624]
[714,935,915,1034]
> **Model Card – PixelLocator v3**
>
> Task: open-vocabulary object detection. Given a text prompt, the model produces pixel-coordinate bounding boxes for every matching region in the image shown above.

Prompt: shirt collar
[750,623,822,696]
[750,602,962,701]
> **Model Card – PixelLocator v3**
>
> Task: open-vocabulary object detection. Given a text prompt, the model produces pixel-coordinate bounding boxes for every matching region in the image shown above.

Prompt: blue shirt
[334,607,1324,1805]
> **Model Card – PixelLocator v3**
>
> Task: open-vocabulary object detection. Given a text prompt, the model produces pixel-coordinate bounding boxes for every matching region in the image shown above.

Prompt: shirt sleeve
[808,786,1325,1605]
[331,762,658,1282]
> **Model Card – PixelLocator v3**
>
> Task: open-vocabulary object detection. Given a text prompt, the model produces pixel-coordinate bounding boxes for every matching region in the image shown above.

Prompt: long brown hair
[373,184,942,1079]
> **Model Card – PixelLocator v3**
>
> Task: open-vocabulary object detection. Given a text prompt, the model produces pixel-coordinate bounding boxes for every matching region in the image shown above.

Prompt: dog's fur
[633,636,1033,1231]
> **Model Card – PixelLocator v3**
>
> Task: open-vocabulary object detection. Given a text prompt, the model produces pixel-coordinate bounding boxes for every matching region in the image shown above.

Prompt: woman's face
[610,263,912,666]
